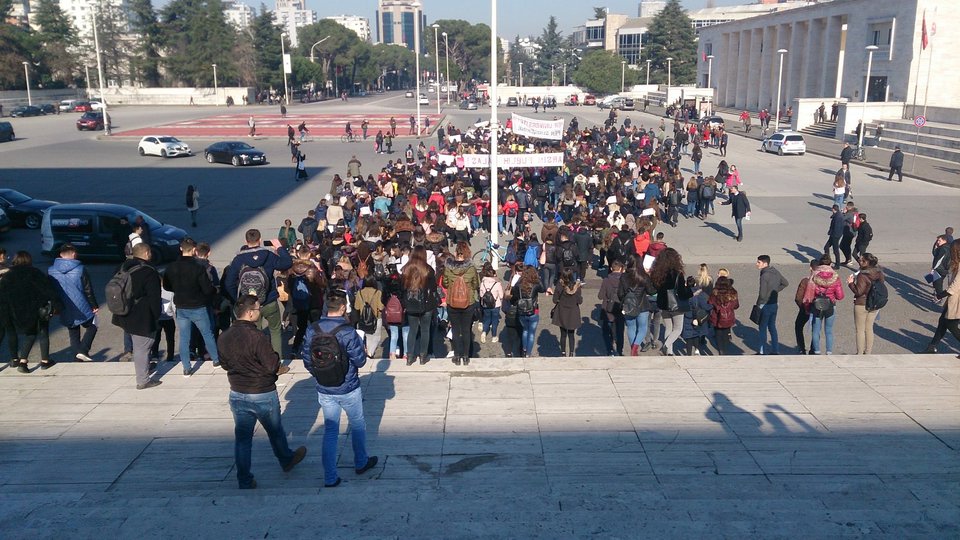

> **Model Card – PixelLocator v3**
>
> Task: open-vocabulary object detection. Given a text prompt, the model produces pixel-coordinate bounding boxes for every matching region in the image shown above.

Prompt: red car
[76,112,104,131]
[73,102,93,112]
[583,94,596,106]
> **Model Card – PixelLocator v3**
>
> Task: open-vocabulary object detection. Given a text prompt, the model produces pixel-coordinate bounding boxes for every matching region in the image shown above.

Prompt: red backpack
[383,294,404,324]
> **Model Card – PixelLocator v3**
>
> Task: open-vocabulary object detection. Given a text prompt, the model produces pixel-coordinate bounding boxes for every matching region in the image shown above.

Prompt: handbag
[38,300,55,322]
[749,305,762,325]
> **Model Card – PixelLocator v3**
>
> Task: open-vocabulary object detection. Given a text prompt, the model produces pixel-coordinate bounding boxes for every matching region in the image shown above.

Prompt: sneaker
[240,479,257,490]
[17,362,29,374]
[76,353,94,362]
[183,367,192,378]
[137,380,162,390]
[491,335,498,343]
[324,478,342,488]
[282,446,307,472]
[446,351,455,358]
[355,456,379,475]
[118,352,133,362]
[480,332,487,344]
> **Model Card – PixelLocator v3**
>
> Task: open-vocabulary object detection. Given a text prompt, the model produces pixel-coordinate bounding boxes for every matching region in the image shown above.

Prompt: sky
[229,0,749,41]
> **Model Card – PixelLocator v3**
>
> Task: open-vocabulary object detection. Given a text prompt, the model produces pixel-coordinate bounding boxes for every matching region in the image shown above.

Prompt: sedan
[583,94,597,106]
[38,104,58,115]
[0,188,58,229]
[404,91,415,98]
[459,100,478,110]
[506,97,519,107]
[73,102,93,112]
[204,141,266,166]
[761,131,806,156]
[417,94,429,105]
[0,208,11,233]
[76,112,104,131]
[89,99,105,110]
[702,116,725,129]
[10,106,42,117]
[138,135,192,158]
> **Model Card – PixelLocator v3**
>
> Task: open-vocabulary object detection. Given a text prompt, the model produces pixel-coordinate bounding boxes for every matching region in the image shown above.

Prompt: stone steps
[800,121,837,138]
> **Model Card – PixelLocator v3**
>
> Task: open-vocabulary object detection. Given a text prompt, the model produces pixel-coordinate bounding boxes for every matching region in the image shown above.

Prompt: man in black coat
[824,205,845,269]
[111,243,162,389]
[840,143,853,166]
[888,146,904,182]
[722,185,751,242]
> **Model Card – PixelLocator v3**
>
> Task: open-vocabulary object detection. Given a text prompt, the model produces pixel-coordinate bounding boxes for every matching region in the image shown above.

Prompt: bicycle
[472,235,509,268]
[853,144,866,161]
[340,132,358,143]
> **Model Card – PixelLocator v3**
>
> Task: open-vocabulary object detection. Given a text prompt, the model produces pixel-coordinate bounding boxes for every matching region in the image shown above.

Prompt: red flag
[702,51,707,61]
[921,11,928,50]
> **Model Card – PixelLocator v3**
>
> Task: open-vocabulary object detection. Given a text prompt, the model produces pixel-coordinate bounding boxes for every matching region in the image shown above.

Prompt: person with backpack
[353,281,383,359]
[852,213,873,262]
[185,185,199,227]
[224,229,293,357]
[218,295,307,489]
[108,243,162,389]
[47,243,99,363]
[847,253,886,354]
[551,269,583,357]
[697,176,717,218]
[923,239,960,355]
[381,268,407,361]
[618,255,655,356]
[599,259,625,356]
[510,266,544,357]
[681,276,713,355]
[707,276,739,355]
[572,223,594,280]
[554,230,580,285]
[478,263,504,345]
[401,247,438,365]
[650,248,692,356]
[523,233,541,270]
[802,253,845,355]
[442,242,480,365]
[793,259,817,355]
[162,237,220,377]
[301,291,378,488]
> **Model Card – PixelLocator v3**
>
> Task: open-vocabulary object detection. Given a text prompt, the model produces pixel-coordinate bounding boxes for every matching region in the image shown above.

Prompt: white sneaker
[480,332,487,344]
[75,353,94,362]
[491,335,499,343]
[446,351,455,358]
[693,350,700,356]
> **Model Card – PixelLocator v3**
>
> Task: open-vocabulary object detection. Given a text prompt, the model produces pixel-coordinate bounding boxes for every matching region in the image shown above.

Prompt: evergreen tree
[535,16,563,85]
[0,19,32,89]
[33,0,79,86]
[91,0,136,87]
[508,36,533,86]
[158,0,236,86]
[644,0,697,85]
[593,7,607,20]
[572,49,635,95]
[249,6,282,90]
[129,0,161,86]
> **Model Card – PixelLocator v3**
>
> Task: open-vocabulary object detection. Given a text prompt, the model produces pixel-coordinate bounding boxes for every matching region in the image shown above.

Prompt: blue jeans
[177,306,219,369]
[757,303,780,354]
[387,324,409,356]
[734,217,743,240]
[317,388,369,486]
[482,307,500,335]
[833,194,845,208]
[229,390,295,488]
[809,312,836,354]
[625,312,651,347]
[693,160,700,173]
[686,198,697,217]
[519,313,539,355]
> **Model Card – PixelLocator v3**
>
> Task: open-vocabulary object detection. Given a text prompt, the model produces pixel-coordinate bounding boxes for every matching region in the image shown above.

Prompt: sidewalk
[1,356,957,537]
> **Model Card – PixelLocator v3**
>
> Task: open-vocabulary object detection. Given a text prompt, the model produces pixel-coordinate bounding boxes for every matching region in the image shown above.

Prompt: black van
[0,122,14,143]
[41,203,187,262]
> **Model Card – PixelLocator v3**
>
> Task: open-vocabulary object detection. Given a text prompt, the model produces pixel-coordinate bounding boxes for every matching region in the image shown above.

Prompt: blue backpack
[523,242,541,269]
[290,274,311,310]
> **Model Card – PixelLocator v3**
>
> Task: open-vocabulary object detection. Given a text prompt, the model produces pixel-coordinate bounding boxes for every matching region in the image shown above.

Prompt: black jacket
[0,265,61,332]
[162,256,215,309]
[724,192,751,219]
[111,258,162,337]
[889,149,904,168]
[828,212,845,239]
[573,229,593,262]
[840,146,853,164]
[217,320,280,394]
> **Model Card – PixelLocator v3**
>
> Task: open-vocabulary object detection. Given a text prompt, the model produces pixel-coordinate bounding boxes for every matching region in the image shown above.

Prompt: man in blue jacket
[224,229,293,355]
[301,291,378,488]
[48,244,99,362]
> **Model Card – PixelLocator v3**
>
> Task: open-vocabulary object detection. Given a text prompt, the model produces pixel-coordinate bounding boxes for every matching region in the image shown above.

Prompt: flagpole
[909,9,926,172]
[921,8,935,119]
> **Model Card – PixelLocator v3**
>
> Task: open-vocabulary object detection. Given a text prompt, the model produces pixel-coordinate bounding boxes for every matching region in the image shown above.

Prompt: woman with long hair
[848,252,885,354]
[442,242,479,366]
[696,263,714,297]
[401,247,438,365]
[924,240,960,356]
[510,266,544,357]
[0,251,61,372]
[479,263,504,344]
[551,268,583,356]
[650,248,690,356]
[618,254,655,356]
[708,276,739,355]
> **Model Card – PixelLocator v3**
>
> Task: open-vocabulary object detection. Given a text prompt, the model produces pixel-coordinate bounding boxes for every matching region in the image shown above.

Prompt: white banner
[462,153,564,169]
[511,113,564,140]
[282,54,292,74]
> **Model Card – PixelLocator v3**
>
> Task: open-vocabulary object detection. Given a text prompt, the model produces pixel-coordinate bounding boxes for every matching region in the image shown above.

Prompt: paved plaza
[0,93,958,536]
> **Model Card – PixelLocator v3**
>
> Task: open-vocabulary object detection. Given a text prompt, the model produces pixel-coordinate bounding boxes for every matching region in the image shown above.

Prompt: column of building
[821,15,844,98]
[803,18,826,98]
[716,32,732,106]
[787,20,805,105]
[757,25,776,110]
[731,30,748,109]
[745,28,763,110]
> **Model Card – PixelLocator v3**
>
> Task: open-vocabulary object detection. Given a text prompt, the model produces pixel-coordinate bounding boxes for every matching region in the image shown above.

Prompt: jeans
[809,312,836,354]
[833,194,845,208]
[131,334,155,386]
[693,160,700,173]
[68,317,97,357]
[601,312,625,354]
[625,312,650,348]
[853,305,879,354]
[519,313,539,355]
[260,300,283,356]
[541,264,557,289]
[686,198,697,217]
[229,390,295,489]
[388,324,409,356]
[824,237,841,268]
[757,303,780,354]
[734,218,744,240]
[317,388,369,486]
[406,312,432,359]
[176,306,219,370]
[661,312,684,354]
[482,307,501,336]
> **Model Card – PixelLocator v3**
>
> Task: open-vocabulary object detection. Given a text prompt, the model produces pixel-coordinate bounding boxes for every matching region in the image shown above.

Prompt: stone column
[728,31,743,108]
[717,32,731,105]
[745,28,762,110]
[788,21,806,102]
[822,15,843,98]
[803,18,825,97]
[758,25,777,110]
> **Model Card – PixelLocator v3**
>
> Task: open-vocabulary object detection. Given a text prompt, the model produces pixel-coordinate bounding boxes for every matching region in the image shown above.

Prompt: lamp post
[84,65,91,99]
[562,63,567,86]
[412,1,421,136]
[91,11,109,134]
[518,62,523,88]
[442,31,450,104]
[280,32,290,105]
[706,54,714,89]
[22,62,32,106]
[774,48,788,132]
[309,36,331,98]
[621,60,626,92]
[646,59,651,85]
[432,23,440,114]
[551,64,555,86]
[489,0,499,266]
[666,56,673,87]
[858,45,879,150]
[212,63,219,106]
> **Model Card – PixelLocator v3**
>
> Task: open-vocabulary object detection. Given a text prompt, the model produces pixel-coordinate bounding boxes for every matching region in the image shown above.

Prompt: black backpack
[515,287,536,315]
[865,279,888,312]
[560,245,576,268]
[307,323,352,387]
[812,294,834,319]
[405,288,427,314]
[481,283,497,308]
[621,287,643,318]
[701,184,715,200]
[357,290,378,332]
[668,190,681,206]
[105,265,147,316]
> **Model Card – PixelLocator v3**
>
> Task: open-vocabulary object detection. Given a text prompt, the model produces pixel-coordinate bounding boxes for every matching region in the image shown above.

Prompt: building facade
[325,15,371,42]
[274,0,317,47]
[376,0,424,51]
[224,1,255,28]
[698,0,959,111]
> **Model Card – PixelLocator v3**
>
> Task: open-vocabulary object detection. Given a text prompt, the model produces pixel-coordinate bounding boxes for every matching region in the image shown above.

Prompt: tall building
[7,0,40,28]
[326,15,371,42]
[224,1,255,28]
[274,0,317,47]
[376,0,424,51]
[59,0,133,39]
[638,0,666,18]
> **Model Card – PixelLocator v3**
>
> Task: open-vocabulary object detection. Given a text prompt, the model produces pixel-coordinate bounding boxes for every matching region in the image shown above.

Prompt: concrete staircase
[868,119,960,162]
[800,120,837,138]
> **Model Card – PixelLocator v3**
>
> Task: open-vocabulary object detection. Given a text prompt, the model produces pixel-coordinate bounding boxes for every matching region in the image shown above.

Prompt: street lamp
[22,62,32,106]
[774,48,788,132]
[442,31,450,104]
[706,54,714,89]
[212,63,218,106]
[489,0,500,266]
[412,1,421,136]
[621,60,626,92]
[563,63,567,86]
[518,62,523,88]
[666,57,673,87]
[309,36,331,63]
[551,64,555,86]
[280,32,290,105]
[646,59,651,85]
[432,23,440,114]
[859,45,879,150]
[91,11,110,134]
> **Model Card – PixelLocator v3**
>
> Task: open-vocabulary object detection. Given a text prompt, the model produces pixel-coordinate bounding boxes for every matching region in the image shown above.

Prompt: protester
[803,253,845,355]
[48,244,99,363]
[848,253,885,354]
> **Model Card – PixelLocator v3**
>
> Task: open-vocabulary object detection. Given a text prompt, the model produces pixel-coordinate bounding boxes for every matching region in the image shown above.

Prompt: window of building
[586,25,605,42]
[869,21,893,47]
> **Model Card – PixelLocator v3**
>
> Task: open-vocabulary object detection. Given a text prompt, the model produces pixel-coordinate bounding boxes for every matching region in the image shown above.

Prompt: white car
[138,135,192,158]
[404,90,415,98]
[761,131,806,156]
[89,99,105,111]
[58,99,78,112]
[418,95,429,105]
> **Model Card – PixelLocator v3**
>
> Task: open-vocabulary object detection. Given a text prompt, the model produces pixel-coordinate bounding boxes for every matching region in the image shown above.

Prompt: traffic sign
[914,115,926,128]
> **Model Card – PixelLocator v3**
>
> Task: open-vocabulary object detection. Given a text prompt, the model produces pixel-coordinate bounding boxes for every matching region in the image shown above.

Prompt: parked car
[459,100,478,110]
[564,94,579,106]
[506,96,519,107]
[0,122,14,143]
[0,209,11,233]
[40,203,187,263]
[89,98,105,110]
[58,99,78,112]
[583,94,596,106]
[621,98,635,111]
[597,96,624,110]
[38,104,57,115]
[204,141,266,166]
[10,105,42,117]
[761,131,806,155]
[73,102,93,112]
[138,135,192,158]
[0,189,59,229]
[702,115,725,129]
[76,111,104,131]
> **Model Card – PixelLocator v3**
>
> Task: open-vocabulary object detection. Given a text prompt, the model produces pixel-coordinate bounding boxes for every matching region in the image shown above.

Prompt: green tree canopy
[32,0,79,87]
[129,0,161,86]
[644,0,697,85]
[158,0,237,87]
[534,16,563,85]
[572,49,636,94]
